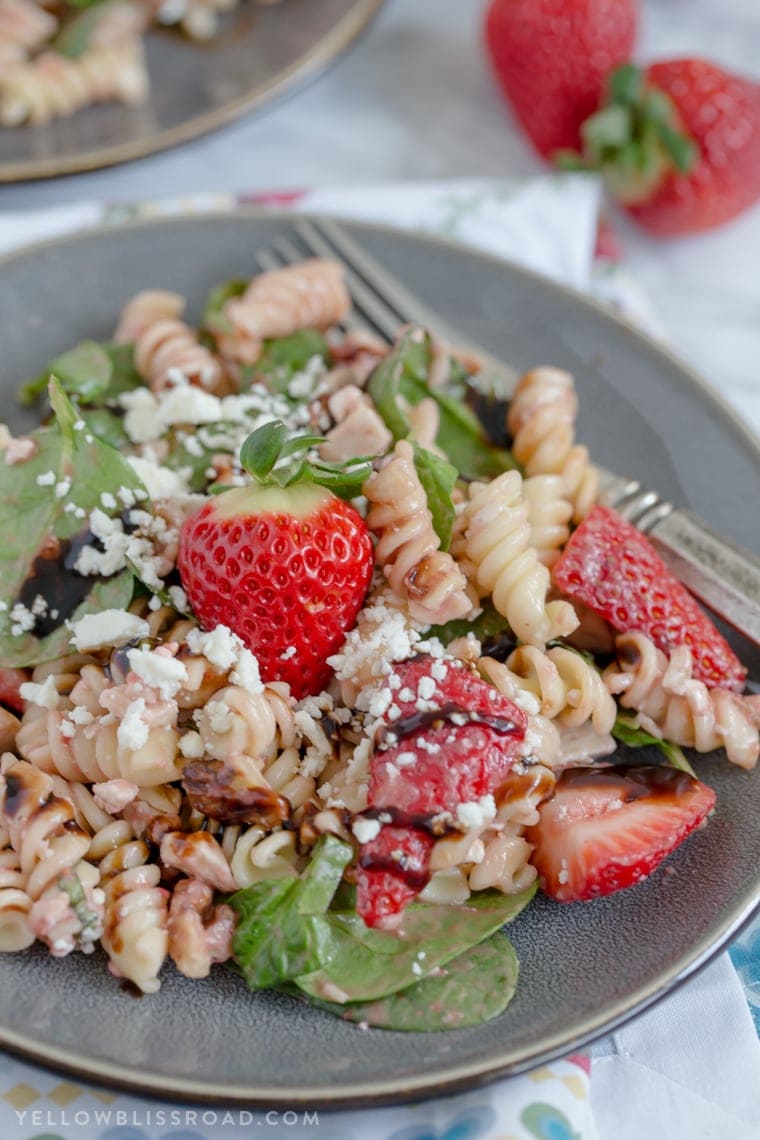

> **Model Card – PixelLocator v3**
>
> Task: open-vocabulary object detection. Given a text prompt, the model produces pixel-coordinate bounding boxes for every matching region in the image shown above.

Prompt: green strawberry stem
[555,64,698,204]
[238,419,372,498]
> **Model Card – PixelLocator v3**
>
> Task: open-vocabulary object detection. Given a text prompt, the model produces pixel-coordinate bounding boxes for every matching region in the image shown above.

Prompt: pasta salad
[0,256,757,1032]
[0,0,284,128]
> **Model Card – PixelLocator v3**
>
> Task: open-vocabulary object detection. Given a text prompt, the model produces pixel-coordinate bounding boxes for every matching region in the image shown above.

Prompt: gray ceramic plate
[0,0,383,183]
[0,213,759,1107]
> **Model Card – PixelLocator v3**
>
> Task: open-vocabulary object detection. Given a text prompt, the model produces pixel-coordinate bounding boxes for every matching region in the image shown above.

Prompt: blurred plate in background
[0,0,384,184]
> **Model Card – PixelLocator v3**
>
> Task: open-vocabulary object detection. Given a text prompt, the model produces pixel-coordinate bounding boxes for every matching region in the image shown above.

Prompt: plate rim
[0,209,758,1107]
[0,0,386,184]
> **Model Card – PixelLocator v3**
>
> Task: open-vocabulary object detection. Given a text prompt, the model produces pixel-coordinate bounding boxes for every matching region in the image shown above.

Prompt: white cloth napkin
[0,175,758,1140]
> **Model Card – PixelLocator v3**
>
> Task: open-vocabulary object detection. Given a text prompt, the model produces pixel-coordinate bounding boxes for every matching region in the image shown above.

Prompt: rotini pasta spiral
[429,765,555,899]
[604,632,760,770]
[0,759,104,957]
[522,474,572,567]
[114,289,185,344]
[0,39,148,127]
[134,317,225,394]
[220,824,301,888]
[221,259,351,366]
[0,0,57,65]
[463,470,578,646]
[364,439,471,625]
[90,818,168,993]
[507,367,598,522]
[483,645,616,736]
[0,826,34,953]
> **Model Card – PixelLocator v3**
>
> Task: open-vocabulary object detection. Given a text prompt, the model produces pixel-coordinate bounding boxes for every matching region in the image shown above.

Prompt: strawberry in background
[484,0,638,159]
[562,60,760,236]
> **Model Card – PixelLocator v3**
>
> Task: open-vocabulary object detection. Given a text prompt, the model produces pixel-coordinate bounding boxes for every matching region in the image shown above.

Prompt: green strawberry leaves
[238,419,372,498]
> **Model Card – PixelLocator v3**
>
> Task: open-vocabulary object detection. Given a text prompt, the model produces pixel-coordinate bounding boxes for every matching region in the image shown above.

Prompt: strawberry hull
[552,505,746,691]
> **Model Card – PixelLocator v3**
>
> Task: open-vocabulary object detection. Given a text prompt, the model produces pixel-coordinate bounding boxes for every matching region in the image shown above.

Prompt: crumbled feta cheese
[69,610,150,652]
[456,795,497,831]
[230,648,263,694]
[395,751,417,768]
[417,676,436,701]
[205,699,232,734]
[178,731,204,759]
[36,470,56,486]
[68,706,94,726]
[186,625,240,671]
[168,585,188,612]
[352,817,382,845]
[54,478,71,499]
[100,492,117,510]
[117,698,150,750]
[19,675,59,709]
[126,647,188,698]
[10,601,36,636]
[127,455,190,500]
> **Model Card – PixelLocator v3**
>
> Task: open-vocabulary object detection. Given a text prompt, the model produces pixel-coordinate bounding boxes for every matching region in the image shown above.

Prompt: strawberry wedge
[355,655,528,928]
[552,505,746,691]
[525,765,716,902]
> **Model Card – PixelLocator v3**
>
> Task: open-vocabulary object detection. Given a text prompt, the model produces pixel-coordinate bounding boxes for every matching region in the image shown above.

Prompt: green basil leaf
[296,886,535,1005]
[413,444,457,550]
[302,932,520,1031]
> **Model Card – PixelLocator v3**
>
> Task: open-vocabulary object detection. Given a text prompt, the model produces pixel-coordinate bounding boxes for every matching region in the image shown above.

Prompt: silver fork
[257,217,760,650]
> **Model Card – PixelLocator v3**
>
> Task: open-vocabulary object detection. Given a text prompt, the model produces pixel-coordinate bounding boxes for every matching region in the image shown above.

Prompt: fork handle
[648,510,760,650]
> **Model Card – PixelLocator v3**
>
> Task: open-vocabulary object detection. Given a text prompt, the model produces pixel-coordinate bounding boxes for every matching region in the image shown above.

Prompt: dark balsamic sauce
[377,701,519,751]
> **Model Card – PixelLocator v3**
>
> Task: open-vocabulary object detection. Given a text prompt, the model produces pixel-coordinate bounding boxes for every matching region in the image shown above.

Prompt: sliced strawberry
[525,765,716,902]
[356,826,435,929]
[356,655,528,926]
[552,505,746,691]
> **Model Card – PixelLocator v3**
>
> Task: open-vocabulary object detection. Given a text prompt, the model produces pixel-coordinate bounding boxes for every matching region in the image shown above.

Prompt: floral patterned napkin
[0,174,757,1140]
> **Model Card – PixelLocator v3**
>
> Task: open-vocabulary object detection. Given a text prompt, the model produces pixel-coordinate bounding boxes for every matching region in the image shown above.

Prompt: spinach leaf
[230,836,351,991]
[428,600,509,647]
[20,340,141,410]
[201,278,248,335]
[612,713,696,776]
[79,408,130,451]
[304,932,520,1031]
[368,329,516,480]
[242,330,330,395]
[296,886,535,1004]
[412,444,457,550]
[0,380,145,667]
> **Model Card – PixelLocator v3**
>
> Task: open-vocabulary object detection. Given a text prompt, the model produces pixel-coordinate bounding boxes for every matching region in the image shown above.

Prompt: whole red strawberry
[566,61,760,235]
[484,0,637,159]
[526,765,716,902]
[355,655,529,927]
[178,421,373,700]
[552,505,746,691]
